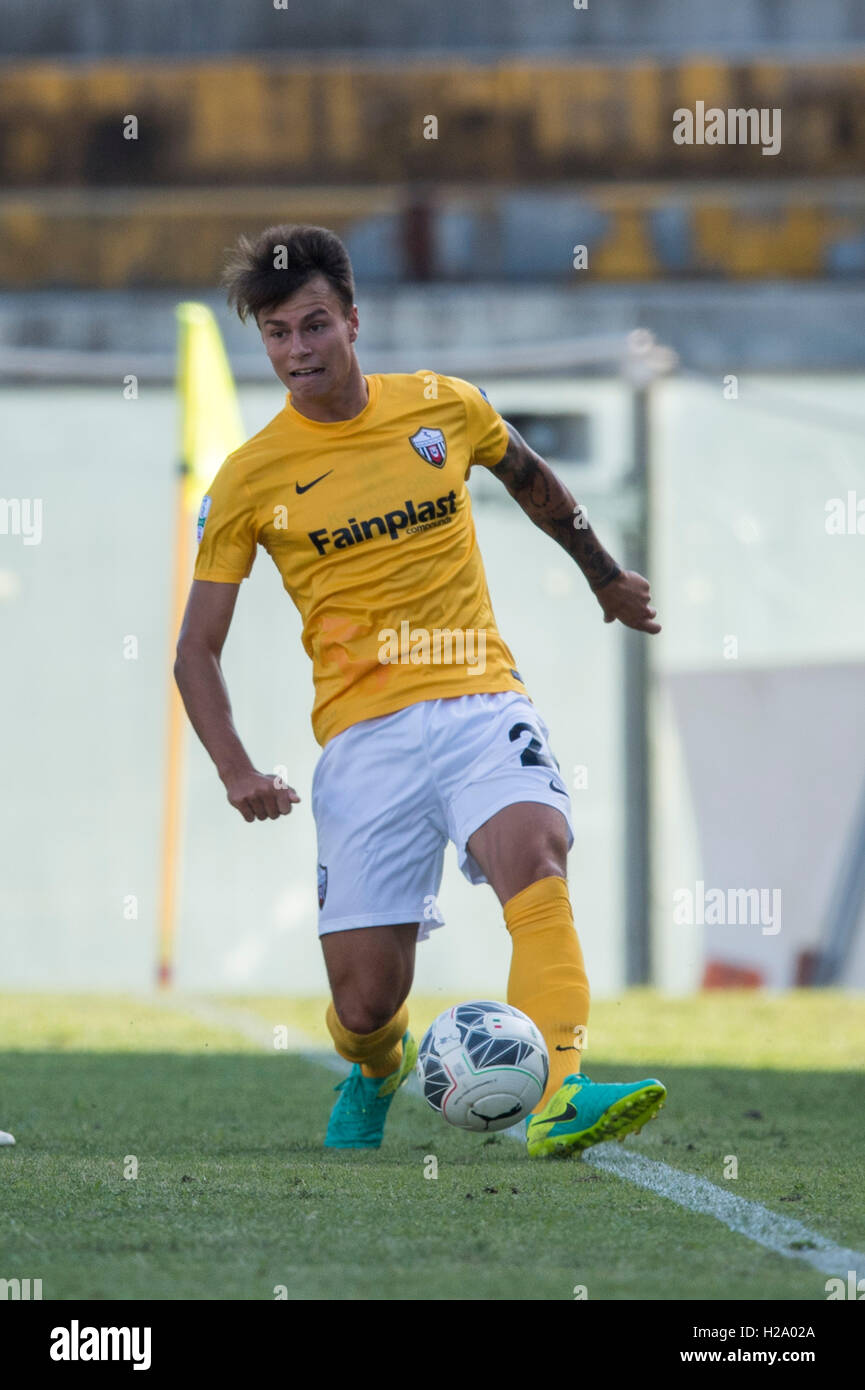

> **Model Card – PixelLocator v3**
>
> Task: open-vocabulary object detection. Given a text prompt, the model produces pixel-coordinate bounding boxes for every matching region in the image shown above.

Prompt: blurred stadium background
[3,0,865,1008]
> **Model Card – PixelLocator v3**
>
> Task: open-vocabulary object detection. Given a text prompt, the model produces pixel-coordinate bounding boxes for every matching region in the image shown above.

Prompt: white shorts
[311,691,574,939]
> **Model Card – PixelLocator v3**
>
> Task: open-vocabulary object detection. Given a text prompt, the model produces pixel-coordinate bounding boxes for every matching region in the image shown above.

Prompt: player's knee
[528,860,567,890]
[332,998,400,1036]
[526,828,569,884]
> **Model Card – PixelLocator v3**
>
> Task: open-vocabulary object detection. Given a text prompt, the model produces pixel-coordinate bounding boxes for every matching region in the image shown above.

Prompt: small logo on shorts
[317,863,328,909]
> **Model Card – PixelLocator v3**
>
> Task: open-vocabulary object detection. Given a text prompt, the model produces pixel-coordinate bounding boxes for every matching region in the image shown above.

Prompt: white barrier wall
[4,372,864,996]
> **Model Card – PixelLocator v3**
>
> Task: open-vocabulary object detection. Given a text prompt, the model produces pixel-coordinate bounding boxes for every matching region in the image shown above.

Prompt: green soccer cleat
[526,1072,666,1159]
[324,1032,418,1149]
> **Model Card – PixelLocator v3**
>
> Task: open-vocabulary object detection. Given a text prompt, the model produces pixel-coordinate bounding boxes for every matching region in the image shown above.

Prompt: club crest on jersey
[409,427,447,468]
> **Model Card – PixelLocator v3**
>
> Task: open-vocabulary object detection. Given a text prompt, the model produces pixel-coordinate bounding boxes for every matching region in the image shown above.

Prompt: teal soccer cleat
[526,1072,666,1159]
[324,1032,418,1149]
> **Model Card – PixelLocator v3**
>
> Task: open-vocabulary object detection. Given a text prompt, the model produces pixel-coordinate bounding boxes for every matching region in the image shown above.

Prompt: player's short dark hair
[222,224,355,324]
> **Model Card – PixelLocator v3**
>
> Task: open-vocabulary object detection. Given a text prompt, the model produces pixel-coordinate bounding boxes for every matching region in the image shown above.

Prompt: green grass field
[1,991,863,1301]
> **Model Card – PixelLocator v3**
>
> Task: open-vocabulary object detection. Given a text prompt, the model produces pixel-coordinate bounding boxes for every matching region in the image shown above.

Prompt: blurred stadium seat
[3,55,865,286]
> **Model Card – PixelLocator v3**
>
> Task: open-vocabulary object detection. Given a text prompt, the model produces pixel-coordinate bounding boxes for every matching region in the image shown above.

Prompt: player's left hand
[594,570,661,633]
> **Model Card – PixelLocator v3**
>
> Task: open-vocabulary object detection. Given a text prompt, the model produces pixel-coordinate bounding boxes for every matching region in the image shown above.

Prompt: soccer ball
[416,1001,549,1132]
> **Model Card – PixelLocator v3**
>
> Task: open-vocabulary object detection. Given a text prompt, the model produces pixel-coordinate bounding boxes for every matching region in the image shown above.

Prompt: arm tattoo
[491,424,622,591]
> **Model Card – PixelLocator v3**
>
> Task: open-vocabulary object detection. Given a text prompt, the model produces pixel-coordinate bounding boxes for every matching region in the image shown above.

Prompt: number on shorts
[508,721,558,769]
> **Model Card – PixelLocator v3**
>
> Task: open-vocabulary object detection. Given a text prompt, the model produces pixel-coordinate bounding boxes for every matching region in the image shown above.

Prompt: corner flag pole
[156,304,245,989]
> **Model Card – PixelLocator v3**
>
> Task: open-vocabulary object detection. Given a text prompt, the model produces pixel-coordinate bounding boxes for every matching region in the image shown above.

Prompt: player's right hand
[222,769,301,823]
[594,569,661,634]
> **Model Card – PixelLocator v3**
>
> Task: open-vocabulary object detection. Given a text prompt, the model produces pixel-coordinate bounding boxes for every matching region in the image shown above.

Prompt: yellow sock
[325,1001,408,1079]
[503,875,590,1111]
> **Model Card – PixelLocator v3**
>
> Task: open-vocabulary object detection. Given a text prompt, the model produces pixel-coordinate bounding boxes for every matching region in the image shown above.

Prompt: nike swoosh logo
[295,471,333,494]
[549,779,567,795]
[541,1101,578,1125]
[555,1045,580,1052]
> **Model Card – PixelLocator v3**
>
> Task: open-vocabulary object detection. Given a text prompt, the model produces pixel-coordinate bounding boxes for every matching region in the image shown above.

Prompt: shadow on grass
[1,1054,860,1301]
[2,1051,863,1173]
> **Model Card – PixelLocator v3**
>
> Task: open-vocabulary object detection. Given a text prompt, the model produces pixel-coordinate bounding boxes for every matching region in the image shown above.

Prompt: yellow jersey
[193,370,527,745]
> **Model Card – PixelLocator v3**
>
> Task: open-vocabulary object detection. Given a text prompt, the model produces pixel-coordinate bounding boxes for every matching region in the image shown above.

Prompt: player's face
[258,276,359,399]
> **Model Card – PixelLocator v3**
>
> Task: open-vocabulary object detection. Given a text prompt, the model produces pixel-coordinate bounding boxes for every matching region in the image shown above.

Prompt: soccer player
[174,224,666,1158]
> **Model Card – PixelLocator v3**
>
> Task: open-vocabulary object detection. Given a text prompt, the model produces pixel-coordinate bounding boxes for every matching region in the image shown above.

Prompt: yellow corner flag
[175,301,246,512]
[157,304,246,989]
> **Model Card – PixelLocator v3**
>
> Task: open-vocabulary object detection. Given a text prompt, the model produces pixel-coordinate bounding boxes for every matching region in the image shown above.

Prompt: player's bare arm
[492,422,661,635]
[174,579,300,823]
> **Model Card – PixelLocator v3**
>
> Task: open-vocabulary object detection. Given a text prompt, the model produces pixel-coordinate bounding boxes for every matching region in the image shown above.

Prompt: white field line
[581,1147,865,1278]
[161,995,313,1052]
[162,994,864,1281]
